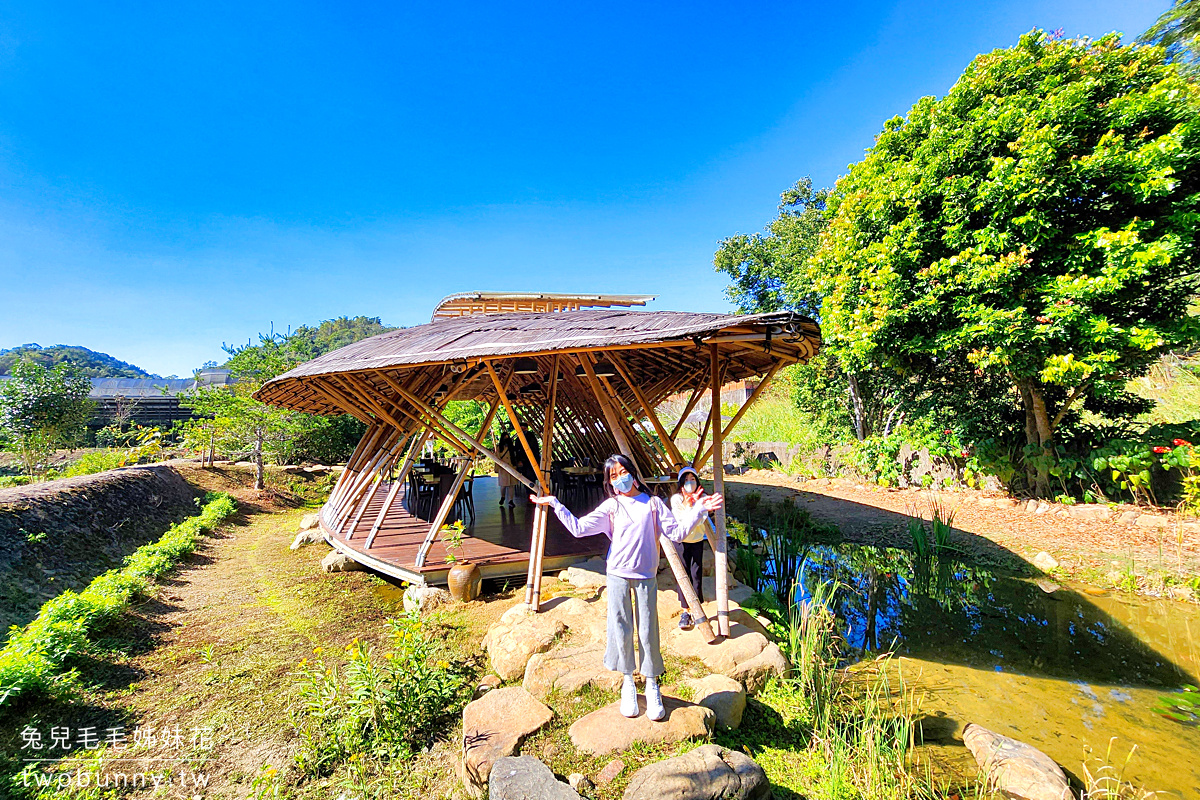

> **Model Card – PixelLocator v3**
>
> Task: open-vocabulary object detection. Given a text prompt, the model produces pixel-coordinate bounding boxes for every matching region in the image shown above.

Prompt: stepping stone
[666,619,786,694]
[568,696,714,757]
[523,642,622,699]
[621,743,770,800]
[484,612,567,682]
[963,723,1071,800]
[290,528,323,549]
[489,756,582,800]
[682,675,746,730]
[460,687,553,798]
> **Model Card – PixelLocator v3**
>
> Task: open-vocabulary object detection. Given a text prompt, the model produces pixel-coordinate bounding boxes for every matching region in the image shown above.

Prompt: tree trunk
[254,431,265,491]
[1015,378,1054,498]
[847,373,868,441]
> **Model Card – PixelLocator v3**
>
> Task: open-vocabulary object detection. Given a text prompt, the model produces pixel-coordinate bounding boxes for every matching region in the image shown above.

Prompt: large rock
[621,743,770,800]
[299,512,321,530]
[403,585,451,615]
[1031,552,1058,572]
[484,597,607,681]
[683,675,746,730]
[460,688,554,798]
[962,723,1071,800]
[568,696,714,756]
[290,528,324,549]
[523,642,623,699]
[561,556,608,588]
[667,620,787,694]
[489,756,582,800]
[321,551,362,572]
[484,610,568,681]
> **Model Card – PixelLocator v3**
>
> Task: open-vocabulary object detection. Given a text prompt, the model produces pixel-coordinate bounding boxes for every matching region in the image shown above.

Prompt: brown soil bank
[0,463,203,634]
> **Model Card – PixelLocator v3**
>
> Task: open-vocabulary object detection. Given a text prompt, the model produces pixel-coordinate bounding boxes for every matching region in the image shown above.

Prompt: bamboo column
[526,355,560,609]
[709,343,731,638]
[365,427,432,549]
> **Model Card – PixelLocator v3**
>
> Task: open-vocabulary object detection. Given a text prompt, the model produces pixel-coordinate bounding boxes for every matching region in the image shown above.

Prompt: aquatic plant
[1080,738,1157,799]
[1153,683,1200,725]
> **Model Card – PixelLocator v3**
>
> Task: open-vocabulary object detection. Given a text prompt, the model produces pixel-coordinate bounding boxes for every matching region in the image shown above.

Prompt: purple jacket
[549,492,709,580]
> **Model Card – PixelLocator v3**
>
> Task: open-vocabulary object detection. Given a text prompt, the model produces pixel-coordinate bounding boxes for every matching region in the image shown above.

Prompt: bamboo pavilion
[255,292,819,640]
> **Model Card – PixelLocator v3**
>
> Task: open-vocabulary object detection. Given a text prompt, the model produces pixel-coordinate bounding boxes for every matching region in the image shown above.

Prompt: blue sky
[0,1,1164,376]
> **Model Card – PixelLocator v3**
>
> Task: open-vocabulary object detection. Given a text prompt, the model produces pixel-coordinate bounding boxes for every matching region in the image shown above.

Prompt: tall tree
[1139,0,1200,78]
[714,178,829,316]
[0,359,94,477]
[815,31,1200,496]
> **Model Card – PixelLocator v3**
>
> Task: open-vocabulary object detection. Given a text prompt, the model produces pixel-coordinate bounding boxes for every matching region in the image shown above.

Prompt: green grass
[1130,355,1200,425]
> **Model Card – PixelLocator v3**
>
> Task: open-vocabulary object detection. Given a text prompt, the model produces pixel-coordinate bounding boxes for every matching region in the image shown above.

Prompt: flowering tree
[814,31,1200,496]
[0,359,94,477]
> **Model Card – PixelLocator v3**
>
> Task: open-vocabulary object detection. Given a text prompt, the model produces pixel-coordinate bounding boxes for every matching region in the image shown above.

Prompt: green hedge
[0,492,237,706]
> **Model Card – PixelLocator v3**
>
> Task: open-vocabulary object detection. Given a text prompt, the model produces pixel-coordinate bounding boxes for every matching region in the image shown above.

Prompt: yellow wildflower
[313,646,323,655]
[436,660,450,670]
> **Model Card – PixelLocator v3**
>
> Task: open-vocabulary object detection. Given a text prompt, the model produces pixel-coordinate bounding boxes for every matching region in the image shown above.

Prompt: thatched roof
[255,309,818,418]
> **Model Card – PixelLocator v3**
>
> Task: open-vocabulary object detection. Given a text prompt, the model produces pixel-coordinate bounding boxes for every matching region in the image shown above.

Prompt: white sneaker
[620,674,639,718]
[645,676,665,721]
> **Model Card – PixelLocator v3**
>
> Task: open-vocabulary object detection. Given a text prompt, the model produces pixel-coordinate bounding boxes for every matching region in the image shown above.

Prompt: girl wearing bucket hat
[670,466,711,630]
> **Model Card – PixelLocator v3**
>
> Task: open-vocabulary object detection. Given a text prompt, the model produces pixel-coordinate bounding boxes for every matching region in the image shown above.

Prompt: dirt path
[20,486,409,798]
[723,470,1200,592]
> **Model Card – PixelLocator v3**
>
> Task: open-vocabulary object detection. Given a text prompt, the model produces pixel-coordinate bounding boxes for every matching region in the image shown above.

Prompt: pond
[798,544,1200,798]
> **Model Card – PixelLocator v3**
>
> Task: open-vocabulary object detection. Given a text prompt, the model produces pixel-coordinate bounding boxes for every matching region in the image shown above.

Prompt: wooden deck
[319,475,608,585]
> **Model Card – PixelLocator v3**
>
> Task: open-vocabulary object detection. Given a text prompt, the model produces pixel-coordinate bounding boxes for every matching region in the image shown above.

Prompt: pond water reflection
[796,545,1200,797]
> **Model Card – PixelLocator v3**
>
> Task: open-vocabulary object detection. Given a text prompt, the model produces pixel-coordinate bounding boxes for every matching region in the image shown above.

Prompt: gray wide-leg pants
[605,574,664,677]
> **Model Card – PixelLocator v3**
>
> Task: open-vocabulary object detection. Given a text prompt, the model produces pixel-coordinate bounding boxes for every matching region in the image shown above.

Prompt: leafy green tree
[715,178,829,316]
[0,359,94,477]
[183,317,394,487]
[814,31,1200,496]
[286,316,397,358]
[1139,0,1200,78]
[183,334,312,490]
[715,178,919,440]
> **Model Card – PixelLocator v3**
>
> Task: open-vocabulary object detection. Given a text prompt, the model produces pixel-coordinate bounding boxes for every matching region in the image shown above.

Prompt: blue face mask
[611,473,635,494]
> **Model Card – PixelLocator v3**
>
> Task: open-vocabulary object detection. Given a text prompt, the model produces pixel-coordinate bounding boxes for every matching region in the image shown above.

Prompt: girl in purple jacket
[530,454,723,720]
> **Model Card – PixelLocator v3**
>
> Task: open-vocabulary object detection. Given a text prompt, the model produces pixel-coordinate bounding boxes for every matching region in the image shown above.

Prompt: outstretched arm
[530,495,614,539]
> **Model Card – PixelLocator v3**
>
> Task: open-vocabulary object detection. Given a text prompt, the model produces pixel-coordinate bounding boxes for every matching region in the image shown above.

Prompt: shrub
[291,614,473,777]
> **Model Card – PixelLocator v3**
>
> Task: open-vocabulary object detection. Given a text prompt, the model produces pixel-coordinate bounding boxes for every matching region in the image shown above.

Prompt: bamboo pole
[609,352,687,469]
[670,373,707,440]
[527,355,559,609]
[485,362,550,494]
[695,359,785,470]
[364,427,432,549]
[415,458,474,567]
[411,393,508,562]
[377,371,538,492]
[709,343,731,638]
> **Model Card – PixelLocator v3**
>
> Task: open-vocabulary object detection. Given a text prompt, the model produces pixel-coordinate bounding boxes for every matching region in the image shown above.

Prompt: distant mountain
[0,344,156,378]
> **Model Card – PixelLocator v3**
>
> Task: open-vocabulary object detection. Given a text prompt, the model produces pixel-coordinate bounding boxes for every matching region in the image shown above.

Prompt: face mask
[612,473,634,494]
[683,480,697,493]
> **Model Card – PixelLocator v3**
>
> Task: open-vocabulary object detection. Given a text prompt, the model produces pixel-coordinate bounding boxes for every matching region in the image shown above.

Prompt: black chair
[455,473,476,522]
